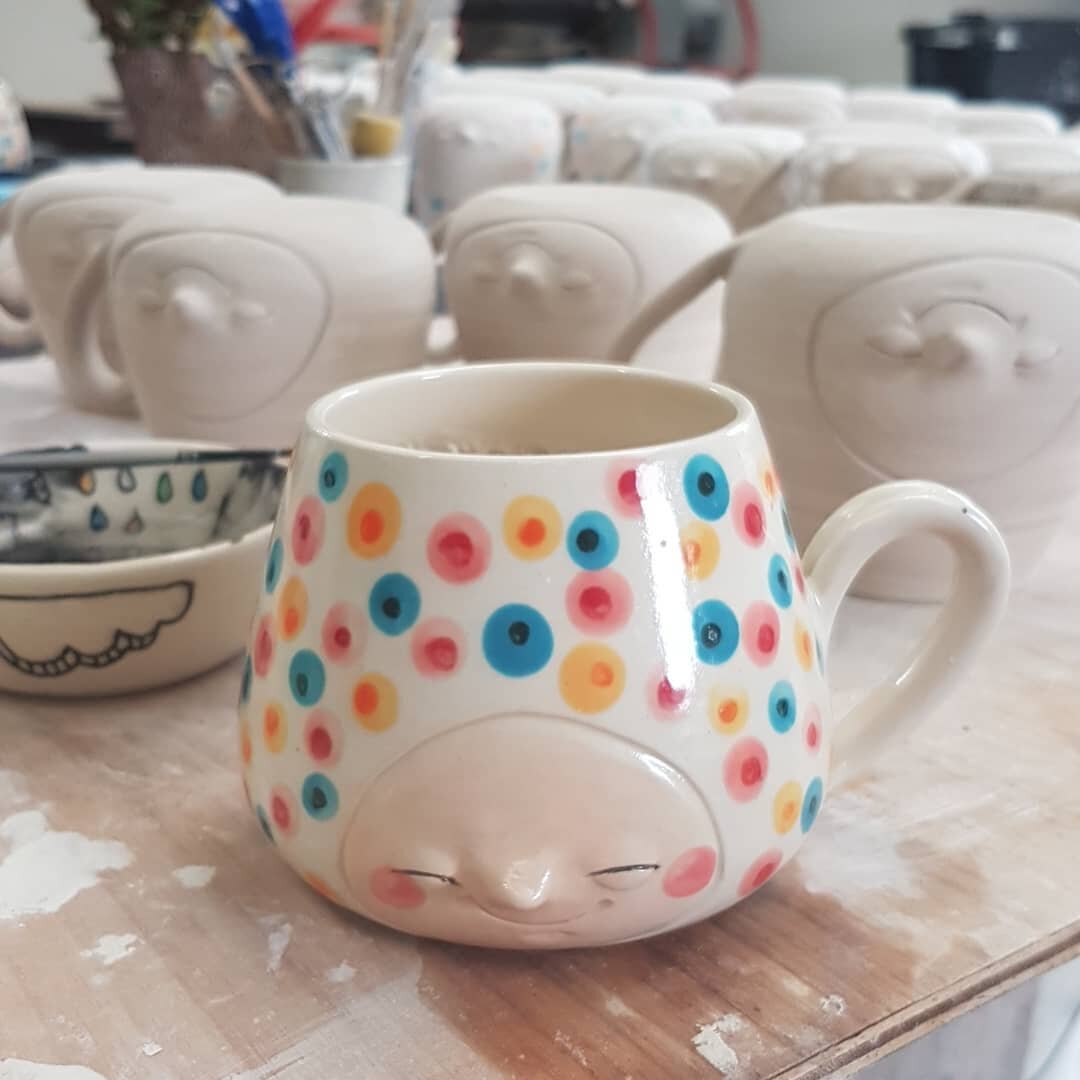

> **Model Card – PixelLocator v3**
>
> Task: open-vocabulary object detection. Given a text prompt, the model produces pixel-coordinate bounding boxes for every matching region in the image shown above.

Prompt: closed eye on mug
[560,269,593,291]
[135,286,166,311]
[589,863,659,890]
[233,297,269,322]
[393,868,461,886]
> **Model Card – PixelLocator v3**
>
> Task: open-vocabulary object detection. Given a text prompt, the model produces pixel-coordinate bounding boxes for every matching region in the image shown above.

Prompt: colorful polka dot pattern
[239,441,828,910]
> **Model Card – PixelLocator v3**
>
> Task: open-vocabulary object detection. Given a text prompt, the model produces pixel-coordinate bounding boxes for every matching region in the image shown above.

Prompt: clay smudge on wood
[820,994,846,1015]
[257,915,292,974]
[171,865,216,889]
[80,933,138,967]
[692,1015,743,1074]
[326,962,356,984]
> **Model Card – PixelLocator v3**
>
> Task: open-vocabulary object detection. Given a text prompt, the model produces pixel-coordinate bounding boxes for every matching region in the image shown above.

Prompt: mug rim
[305,361,756,463]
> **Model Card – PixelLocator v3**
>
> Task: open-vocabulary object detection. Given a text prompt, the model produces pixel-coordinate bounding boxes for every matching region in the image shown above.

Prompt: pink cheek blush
[662,846,718,898]
[370,866,426,909]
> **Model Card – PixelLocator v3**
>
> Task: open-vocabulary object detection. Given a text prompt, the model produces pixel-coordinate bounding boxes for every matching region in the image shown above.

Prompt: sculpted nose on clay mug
[62,195,436,447]
[609,204,1080,600]
[238,362,1008,949]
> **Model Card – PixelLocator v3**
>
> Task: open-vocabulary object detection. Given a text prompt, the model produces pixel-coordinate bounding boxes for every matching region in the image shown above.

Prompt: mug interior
[310,363,742,458]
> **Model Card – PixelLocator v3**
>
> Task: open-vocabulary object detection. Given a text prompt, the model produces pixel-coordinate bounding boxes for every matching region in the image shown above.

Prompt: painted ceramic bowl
[0,442,284,697]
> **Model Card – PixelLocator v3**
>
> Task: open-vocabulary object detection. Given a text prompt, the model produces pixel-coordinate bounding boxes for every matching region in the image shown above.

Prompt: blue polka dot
[289,649,325,706]
[683,455,730,521]
[318,451,348,503]
[816,635,826,674]
[781,501,797,552]
[692,599,739,665]
[301,773,339,820]
[768,554,793,609]
[768,680,797,733]
[239,654,253,704]
[567,510,619,570]
[256,805,274,842]
[264,538,283,593]
[801,777,824,833]
[191,469,208,502]
[483,604,554,677]
[369,573,421,636]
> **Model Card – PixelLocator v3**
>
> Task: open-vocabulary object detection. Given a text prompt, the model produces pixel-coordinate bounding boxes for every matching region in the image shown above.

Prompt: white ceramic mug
[643,124,805,230]
[966,136,1080,209]
[1,165,280,412]
[846,87,957,126]
[238,360,1007,949]
[412,96,563,228]
[949,103,1063,138]
[546,62,648,94]
[567,95,715,182]
[619,73,733,118]
[786,125,988,206]
[61,196,436,446]
[0,78,30,173]
[728,83,846,129]
[439,184,729,381]
[276,156,411,213]
[609,204,1080,600]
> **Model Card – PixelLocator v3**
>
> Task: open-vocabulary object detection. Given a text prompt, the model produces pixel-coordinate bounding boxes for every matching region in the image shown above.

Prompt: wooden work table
[1,507,1077,1080]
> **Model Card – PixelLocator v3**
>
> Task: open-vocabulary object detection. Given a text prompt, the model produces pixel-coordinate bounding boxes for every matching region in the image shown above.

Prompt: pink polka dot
[732,483,766,548]
[268,785,298,837]
[303,709,343,766]
[608,460,644,517]
[648,666,693,722]
[794,564,805,596]
[253,615,274,677]
[738,849,783,897]
[427,513,492,584]
[321,603,366,665]
[742,602,780,667]
[371,866,426,908]
[663,846,718,898]
[723,737,769,803]
[410,617,466,677]
[565,570,633,635]
[291,495,325,566]
[805,703,822,754]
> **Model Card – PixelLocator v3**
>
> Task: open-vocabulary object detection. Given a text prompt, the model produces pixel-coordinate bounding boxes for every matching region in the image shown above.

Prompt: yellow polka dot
[347,483,401,558]
[503,495,561,560]
[794,619,813,672]
[708,686,749,735]
[761,464,779,503]
[773,781,803,835]
[262,703,287,753]
[559,643,625,714]
[277,576,308,641]
[352,673,398,732]
[680,521,720,580]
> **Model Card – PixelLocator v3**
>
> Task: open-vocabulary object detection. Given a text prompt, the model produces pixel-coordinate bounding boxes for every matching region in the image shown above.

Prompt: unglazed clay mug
[846,87,957,126]
[949,103,1063,138]
[440,184,729,380]
[61,196,436,445]
[237,361,1008,950]
[412,96,563,228]
[619,73,734,119]
[966,136,1080,209]
[0,78,30,173]
[609,204,1080,600]
[1,164,280,412]
[643,125,805,231]
[727,83,846,129]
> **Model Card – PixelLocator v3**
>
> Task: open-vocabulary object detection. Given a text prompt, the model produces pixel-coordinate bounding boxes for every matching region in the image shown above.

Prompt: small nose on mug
[167,284,218,329]
[507,248,550,297]
[469,855,555,918]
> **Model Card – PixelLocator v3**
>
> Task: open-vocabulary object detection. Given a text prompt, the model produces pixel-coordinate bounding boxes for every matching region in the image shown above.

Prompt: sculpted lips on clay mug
[238,363,1008,949]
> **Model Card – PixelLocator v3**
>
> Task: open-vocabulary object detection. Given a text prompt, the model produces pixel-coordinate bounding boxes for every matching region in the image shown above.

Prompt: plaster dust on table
[80,933,138,967]
[554,1030,589,1068]
[257,915,292,974]
[0,769,29,808]
[605,994,635,1017]
[170,864,216,889]
[325,962,356,984]
[0,1062,107,1080]
[140,1043,163,1058]
[0,810,133,920]
[820,994,846,1015]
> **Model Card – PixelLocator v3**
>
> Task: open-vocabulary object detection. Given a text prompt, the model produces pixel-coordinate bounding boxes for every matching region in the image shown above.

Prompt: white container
[276,155,411,214]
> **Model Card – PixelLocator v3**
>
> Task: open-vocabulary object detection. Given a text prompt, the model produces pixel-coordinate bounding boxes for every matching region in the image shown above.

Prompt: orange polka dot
[303,871,341,904]
[277,576,308,641]
[348,483,401,558]
[263,703,287,753]
[239,718,252,764]
[680,521,720,580]
[708,686,749,735]
[761,464,778,502]
[560,643,625,714]
[503,496,561,560]
[352,673,398,732]
[773,781,803,835]
[794,619,813,672]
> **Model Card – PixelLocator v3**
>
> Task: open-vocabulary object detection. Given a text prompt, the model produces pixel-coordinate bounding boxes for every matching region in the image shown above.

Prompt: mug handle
[0,198,40,348]
[803,480,1010,778]
[57,242,136,416]
[607,240,743,367]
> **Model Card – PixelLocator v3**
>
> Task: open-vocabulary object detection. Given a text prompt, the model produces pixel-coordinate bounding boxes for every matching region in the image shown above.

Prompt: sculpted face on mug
[811,258,1080,481]
[449,221,639,354]
[111,232,327,420]
[822,148,968,203]
[341,715,721,948]
[650,141,770,218]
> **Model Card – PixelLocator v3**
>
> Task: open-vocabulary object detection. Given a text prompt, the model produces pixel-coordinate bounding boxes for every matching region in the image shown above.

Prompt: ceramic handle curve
[58,243,136,416]
[0,199,39,348]
[606,242,740,367]
[803,481,1010,778]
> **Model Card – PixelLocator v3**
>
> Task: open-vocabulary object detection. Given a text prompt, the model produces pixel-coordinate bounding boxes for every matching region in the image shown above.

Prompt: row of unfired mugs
[409,66,1080,230]
[2,162,1079,606]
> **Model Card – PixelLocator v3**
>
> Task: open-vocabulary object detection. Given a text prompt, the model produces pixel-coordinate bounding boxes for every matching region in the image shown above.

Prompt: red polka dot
[723,737,769,802]
[609,461,644,517]
[267,786,298,837]
[794,565,805,595]
[648,667,693,721]
[360,509,383,543]
[271,794,291,829]
[427,513,492,584]
[322,603,366,665]
[662,846,718,898]
[565,569,633,635]
[291,496,325,565]
[738,850,783,897]
[411,617,466,678]
[519,517,547,547]
[732,483,766,548]
[303,710,343,766]
[370,866,426,908]
[742,603,780,667]
[804,704,822,754]
[253,615,274,677]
